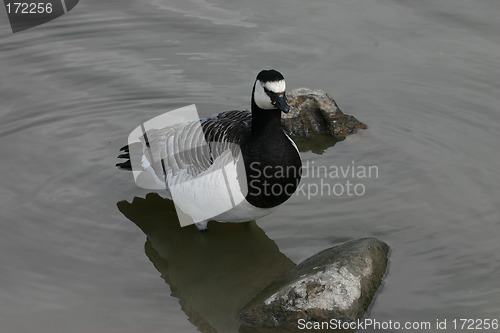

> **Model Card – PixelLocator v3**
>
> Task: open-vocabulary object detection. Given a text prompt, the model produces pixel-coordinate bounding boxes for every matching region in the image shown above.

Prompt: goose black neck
[250,98,283,137]
[244,91,302,209]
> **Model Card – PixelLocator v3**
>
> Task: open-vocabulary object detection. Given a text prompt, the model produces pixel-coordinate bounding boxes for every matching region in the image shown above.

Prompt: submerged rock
[239,238,389,331]
[283,88,366,140]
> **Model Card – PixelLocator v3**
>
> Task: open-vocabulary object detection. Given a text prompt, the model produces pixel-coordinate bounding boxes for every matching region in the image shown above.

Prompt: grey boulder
[239,238,389,331]
[282,88,366,140]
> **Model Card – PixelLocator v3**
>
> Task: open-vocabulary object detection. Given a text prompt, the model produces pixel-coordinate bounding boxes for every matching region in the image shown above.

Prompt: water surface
[1,0,499,332]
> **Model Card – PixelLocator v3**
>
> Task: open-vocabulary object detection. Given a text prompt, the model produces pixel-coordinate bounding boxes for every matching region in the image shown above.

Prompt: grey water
[0,0,499,332]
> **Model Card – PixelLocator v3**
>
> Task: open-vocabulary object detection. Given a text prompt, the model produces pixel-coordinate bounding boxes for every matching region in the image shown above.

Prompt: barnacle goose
[117,69,302,230]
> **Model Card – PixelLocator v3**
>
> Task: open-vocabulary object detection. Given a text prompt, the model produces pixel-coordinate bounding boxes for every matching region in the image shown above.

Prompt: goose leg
[195,220,209,231]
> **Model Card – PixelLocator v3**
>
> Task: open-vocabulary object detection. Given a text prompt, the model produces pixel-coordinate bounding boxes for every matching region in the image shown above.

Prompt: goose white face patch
[254,80,274,110]
[254,80,286,110]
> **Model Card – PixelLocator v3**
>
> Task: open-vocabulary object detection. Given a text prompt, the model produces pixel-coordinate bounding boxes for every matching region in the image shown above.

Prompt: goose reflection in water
[117,193,296,333]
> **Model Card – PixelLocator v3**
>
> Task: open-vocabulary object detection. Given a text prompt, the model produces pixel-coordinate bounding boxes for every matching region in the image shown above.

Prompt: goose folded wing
[140,110,252,179]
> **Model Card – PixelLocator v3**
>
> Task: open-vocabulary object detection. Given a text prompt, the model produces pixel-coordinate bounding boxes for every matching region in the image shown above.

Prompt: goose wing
[141,110,252,182]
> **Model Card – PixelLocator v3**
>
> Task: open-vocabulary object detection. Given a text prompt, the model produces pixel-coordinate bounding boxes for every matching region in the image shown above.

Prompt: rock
[239,238,389,331]
[282,88,367,140]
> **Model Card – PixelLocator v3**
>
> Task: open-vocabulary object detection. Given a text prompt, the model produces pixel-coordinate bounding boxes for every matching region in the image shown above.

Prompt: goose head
[252,69,290,113]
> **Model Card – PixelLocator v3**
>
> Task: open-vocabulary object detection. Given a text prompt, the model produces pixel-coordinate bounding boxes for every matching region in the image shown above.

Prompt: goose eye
[270,92,284,104]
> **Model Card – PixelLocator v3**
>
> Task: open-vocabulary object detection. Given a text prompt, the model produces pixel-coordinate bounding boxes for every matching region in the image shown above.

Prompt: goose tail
[116,145,132,171]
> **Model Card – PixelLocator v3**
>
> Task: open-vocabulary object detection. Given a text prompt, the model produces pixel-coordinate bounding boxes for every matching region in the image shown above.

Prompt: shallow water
[0,0,499,332]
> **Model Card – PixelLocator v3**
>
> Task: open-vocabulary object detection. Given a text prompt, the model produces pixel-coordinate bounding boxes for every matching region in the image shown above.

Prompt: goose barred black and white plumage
[117,69,302,230]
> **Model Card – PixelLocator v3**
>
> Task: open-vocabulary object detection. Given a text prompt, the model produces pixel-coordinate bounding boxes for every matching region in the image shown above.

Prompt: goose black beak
[274,95,290,113]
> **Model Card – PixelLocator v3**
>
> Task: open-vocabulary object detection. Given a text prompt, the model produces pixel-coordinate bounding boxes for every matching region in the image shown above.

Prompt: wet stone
[239,238,389,331]
[282,88,367,140]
